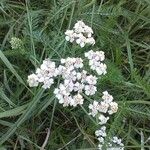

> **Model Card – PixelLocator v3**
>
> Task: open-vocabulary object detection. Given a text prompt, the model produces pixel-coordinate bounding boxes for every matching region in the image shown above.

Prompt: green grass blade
[0,88,44,145]
[0,88,16,107]
[0,50,25,85]
[126,37,134,79]
[0,103,28,119]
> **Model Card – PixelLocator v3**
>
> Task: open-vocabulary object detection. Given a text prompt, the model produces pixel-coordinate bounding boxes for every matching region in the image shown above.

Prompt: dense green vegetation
[0,0,150,149]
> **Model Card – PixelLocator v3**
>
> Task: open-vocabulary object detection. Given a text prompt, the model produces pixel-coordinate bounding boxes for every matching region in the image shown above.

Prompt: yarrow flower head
[27,22,106,109]
[98,136,124,150]
[85,50,107,75]
[107,136,124,150]
[27,20,123,150]
[27,55,98,107]
[10,37,23,49]
[27,58,58,89]
[88,91,118,119]
[88,101,99,117]
[89,91,121,150]
[99,114,109,125]
[53,57,98,107]
[27,74,39,87]
[102,91,113,103]
[95,126,124,150]
[65,20,95,47]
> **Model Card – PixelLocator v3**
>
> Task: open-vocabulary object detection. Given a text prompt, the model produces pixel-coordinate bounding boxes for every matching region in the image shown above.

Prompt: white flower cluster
[85,50,107,75]
[27,59,58,89]
[89,91,121,149]
[108,136,124,150]
[96,130,124,150]
[95,126,106,149]
[89,91,118,124]
[27,56,99,107]
[27,50,107,108]
[95,127,124,150]
[10,37,23,49]
[27,20,124,149]
[65,20,95,47]
[54,57,97,107]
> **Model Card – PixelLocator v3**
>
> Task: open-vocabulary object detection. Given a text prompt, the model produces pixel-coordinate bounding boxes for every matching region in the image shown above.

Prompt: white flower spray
[65,20,95,47]
[27,20,124,149]
[89,92,124,149]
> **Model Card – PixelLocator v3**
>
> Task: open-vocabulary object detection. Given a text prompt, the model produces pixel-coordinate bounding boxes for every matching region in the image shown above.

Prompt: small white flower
[64,79,74,92]
[98,137,104,144]
[74,58,83,68]
[54,88,63,100]
[36,68,45,82]
[112,136,124,147]
[89,59,99,69]
[85,75,97,85]
[86,37,95,45]
[85,50,105,61]
[98,101,109,113]
[74,20,85,33]
[58,84,70,96]
[76,72,82,80]
[96,63,107,75]
[101,126,106,131]
[102,91,113,103]
[95,126,106,137]
[84,26,93,35]
[71,93,84,106]
[108,102,118,114]
[76,33,86,47]
[62,95,72,107]
[63,70,77,81]
[65,30,75,42]
[99,114,109,125]
[73,82,84,92]
[85,50,107,75]
[60,59,66,64]
[97,51,105,61]
[80,42,85,47]
[27,74,39,87]
[42,78,54,89]
[85,85,97,95]
[81,70,87,83]
[98,144,103,150]
[84,50,94,59]
[89,101,99,117]
[57,65,66,75]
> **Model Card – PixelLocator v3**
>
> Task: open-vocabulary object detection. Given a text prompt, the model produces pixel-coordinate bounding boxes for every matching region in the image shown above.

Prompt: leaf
[0,88,16,107]
[134,73,150,97]
[0,103,28,119]
[0,88,44,145]
[0,50,25,86]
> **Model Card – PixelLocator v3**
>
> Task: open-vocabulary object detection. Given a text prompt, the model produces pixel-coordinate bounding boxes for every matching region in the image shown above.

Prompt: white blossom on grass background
[27,20,124,150]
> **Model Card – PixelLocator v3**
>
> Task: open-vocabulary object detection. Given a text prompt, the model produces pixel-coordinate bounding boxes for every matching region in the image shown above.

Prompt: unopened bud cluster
[10,37,23,49]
